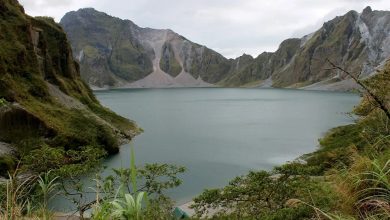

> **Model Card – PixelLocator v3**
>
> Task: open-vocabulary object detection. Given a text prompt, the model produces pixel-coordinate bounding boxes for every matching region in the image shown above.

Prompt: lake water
[93,88,359,205]
[50,88,360,211]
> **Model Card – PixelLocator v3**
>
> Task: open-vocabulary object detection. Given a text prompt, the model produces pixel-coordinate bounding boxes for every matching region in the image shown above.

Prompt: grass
[355,159,390,218]
[0,168,36,220]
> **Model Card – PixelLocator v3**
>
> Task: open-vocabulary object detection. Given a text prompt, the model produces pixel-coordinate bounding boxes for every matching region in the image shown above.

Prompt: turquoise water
[95,88,359,204]
[51,88,360,210]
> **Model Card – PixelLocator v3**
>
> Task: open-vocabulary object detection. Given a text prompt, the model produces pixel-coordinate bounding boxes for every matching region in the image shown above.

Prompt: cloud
[19,0,390,58]
[19,0,94,20]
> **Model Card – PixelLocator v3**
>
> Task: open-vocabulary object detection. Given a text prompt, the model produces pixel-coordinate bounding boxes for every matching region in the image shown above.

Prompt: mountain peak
[62,7,119,22]
[362,6,373,15]
[74,7,112,18]
[77,7,98,12]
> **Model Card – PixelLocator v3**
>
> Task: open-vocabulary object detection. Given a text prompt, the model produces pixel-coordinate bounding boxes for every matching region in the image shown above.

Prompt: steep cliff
[251,7,390,90]
[59,8,154,88]
[272,10,368,88]
[221,39,301,87]
[61,7,390,90]
[0,0,139,165]
[61,8,230,88]
[228,6,390,89]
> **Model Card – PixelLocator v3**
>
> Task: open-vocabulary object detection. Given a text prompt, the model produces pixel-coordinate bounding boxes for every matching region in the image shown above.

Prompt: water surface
[94,88,359,204]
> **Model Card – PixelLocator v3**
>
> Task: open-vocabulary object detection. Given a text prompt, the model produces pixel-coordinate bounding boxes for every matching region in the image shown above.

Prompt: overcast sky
[19,0,390,58]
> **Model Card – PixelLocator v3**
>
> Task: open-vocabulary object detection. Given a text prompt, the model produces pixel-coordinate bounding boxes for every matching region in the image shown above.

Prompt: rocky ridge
[61,6,390,90]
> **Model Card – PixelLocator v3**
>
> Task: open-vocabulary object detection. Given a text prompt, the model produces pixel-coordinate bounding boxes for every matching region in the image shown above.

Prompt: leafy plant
[110,145,147,219]
[192,169,315,219]
[0,98,8,107]
[91,200,113,220]
[288,199,356,220]
[37,170,60,220]
[111,192,146,219]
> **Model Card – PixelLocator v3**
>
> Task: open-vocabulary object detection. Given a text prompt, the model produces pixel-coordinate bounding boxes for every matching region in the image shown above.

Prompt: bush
[0,98,8,107]
[0,155,16,176]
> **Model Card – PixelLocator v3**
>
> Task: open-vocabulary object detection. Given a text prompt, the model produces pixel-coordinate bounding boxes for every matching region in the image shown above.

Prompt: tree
[326,58,390,120]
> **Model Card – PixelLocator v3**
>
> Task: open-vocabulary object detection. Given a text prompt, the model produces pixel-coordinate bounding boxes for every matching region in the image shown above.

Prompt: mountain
[61,7,390,90]
[220,39,301,87]
[0,0,140,171]
[60,8,231,88]
[265,7,389,90]
[222,6,390,90]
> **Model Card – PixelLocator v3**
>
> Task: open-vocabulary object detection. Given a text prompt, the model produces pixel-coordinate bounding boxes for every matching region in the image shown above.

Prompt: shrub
[0,155,16,177]
[0,98,8,107]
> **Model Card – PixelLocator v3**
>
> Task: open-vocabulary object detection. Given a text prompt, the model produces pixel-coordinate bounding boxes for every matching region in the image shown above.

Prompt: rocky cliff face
[221,39,301,87]
[226,6,390,89]
[0,0,139,161]
[220,7,390,89]
[272,9,367,88]
[61,7,390,90]
[61,8,230,88]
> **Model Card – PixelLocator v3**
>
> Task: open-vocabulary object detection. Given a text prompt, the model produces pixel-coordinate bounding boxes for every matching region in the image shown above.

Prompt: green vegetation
[272,11,366,88]
[192,62,390,219]
[0,0,139,176]
[191,168,337,219]
[37,171,60,220]
[220,52,273,87]
[1,1,390,219]
[91,146,148,219]
[160,42,182,77]
[0,98,8,107]
[60,8,153,86]
[0,170,36,220]
[221,39,301,87]
[109,42,153,82]
[186,46,232,84]
[0,144,186,220]
[0,155,16,176]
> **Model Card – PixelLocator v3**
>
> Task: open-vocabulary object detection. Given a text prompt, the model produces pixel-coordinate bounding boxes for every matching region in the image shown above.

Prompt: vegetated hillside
[61,7,390,90]
[192,60,390,219]
[221,39,301,87]
[60,8,231,88]
[0,0,140,175]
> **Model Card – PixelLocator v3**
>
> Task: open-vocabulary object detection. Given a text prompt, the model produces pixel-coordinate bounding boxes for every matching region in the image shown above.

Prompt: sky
[19,0,390,58]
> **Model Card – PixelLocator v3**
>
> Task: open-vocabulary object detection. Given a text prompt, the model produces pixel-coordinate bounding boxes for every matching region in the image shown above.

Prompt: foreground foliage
[0,145,186,219]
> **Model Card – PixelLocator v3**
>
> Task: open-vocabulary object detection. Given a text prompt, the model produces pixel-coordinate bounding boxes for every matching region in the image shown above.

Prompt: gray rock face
[223,7,390,89]
[61,7,390,90]
[358,6,390,73]
[60,8,154,87]
[61,9,229,88]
